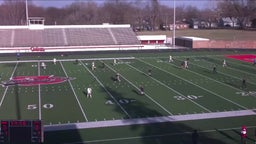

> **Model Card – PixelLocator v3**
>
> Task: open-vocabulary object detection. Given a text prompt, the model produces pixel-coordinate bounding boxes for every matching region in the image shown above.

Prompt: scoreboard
[0,120,43,144]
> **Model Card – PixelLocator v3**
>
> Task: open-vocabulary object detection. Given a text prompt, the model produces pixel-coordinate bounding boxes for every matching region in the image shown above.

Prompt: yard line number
[27,104,54,110]
[173,95,203,101]
[236,91,256,97]
[105,99,136,105]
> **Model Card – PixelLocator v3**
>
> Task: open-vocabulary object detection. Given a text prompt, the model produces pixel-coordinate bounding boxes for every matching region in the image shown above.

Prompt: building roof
[137,35,166,41]
[179,36,210,41]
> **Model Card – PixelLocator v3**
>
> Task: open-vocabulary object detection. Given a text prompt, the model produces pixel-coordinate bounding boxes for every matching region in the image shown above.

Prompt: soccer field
[0,50,256,143]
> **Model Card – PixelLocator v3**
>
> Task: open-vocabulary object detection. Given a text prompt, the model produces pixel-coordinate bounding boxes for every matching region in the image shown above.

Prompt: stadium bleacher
[0,25,140,48]
[65,28,115,46]
[42,29,66,47]
[14,29,44,47]
[0,29,13,47]
[111,28,139,45]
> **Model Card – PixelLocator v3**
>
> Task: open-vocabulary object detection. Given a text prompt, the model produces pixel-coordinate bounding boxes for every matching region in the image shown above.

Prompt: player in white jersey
[184,60,188,69]
[113,59,118,66]
[87,87,92,98]
[223,59,227,67]
[91,61,96,70]
[116,73,121,82]
[53,58,56,65]
[41,62,46,69]
[169,55,174,62]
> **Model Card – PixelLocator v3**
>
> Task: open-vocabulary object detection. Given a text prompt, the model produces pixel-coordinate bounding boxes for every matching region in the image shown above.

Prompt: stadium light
[173,0,176,47]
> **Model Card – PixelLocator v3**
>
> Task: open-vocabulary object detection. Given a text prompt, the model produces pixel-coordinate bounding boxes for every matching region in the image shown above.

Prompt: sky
[0,0,215,9]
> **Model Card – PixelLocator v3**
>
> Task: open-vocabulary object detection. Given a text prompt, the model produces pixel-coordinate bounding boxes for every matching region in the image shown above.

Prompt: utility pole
[25,0,29,25]
[173,0,176,47]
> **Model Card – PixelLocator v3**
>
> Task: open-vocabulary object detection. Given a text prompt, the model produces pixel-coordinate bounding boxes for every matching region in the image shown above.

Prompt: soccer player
[101,62,105,69]
[169,55,174,62]
[148,69,152,76]
[41,62,46,69]
[91,61,96,70]
[139,85,144,95]
[254,128,256,144]
[253,58,256,65]
[184,59,189,69]
[75,59,79,64]
[16,53,20,60]
[180,61,185,69]
[223,59,227,67]
[53,58,56,65]
[113,59,117,66]
[240,126,247,144]
[87,87,92,98]
[192,130,199,144]
[212,65,217,73]
[241,77,247,89]
[116,73,121,82]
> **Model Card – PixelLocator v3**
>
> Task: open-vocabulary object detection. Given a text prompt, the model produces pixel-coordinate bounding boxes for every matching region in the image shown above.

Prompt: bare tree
[184,5,200,21]
[1,0,26,25]
[99,0,136,25]
[149,0,160,30]
[158,5,173,30]
[64,2,84,24]
[27,5,45,17]
[3,0,253,30]
[216,0,256,28]
[200,8,218,28]
[44,7,65,25]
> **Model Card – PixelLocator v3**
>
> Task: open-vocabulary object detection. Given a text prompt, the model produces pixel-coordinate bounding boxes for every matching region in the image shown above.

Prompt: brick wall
[193,40,256,49]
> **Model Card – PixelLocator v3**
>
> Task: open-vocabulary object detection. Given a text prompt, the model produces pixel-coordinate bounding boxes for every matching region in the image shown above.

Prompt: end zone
[225,54,256,63]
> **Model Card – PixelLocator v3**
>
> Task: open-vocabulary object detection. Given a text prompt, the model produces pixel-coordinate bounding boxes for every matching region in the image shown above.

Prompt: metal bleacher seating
[0,29,13,47]
[110,28,140,45]
[14,29,44,47]
[0,26,139,48]
[65,28,114,46]
[42,29,66,47]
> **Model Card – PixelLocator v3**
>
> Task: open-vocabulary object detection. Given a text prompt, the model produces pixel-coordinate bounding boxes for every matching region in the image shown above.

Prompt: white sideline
[44,109,256,132]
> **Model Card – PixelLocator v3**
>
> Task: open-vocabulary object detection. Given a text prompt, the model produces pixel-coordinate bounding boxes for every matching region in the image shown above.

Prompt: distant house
[191,19,199,29]
[189,19,218,29]
[169,21,189,30]
[209,22,218,28]
[220,17,240,28]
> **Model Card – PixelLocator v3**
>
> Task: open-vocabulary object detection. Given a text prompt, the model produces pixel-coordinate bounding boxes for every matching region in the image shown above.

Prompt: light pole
[173,0,176,47]
[25,0,29,25]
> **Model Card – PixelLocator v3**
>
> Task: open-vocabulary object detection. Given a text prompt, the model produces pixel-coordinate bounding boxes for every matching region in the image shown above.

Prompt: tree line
[0,0,255,29]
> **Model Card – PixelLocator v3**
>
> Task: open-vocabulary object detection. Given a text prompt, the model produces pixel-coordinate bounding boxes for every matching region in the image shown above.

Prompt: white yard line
[44,109,256,131]
[210,56,256,71]
[200,58,256,85]
[104,62,173,115]
[226,64,256,77]
[38,61,42,120]
[186,61,247,91]
[0,57,135,64]
[138,58,248,110]
[60,61,88,121]
[184,60,256,99]
[126,63,211,112]
[0,62,18,107]
[80,61,131,119]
